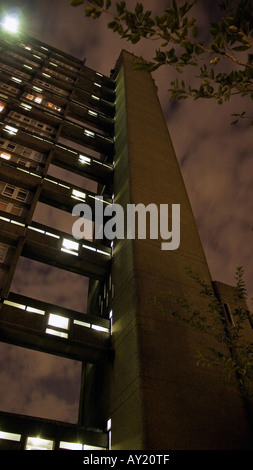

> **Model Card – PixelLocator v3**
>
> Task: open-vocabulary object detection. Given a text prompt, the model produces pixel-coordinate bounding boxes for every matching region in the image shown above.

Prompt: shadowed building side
[101,50,253,450]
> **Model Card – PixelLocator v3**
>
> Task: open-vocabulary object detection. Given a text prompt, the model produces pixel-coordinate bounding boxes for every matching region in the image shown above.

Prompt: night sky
[0,0,252,425]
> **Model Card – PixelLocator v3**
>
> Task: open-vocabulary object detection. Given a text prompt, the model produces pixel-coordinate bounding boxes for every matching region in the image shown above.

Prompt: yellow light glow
[79,154,91,165]
[0,152,11,160]
[45,328,68,339]
[62,238,79,252]
[48,313,69,330]
[0,431,21,442]
[26,436,54,450]
[59,441,83,450]
[3,16,19,33]
[71,189,86,202]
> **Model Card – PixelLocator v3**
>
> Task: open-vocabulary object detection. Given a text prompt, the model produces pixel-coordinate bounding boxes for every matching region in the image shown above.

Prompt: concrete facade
[102,51,253,450]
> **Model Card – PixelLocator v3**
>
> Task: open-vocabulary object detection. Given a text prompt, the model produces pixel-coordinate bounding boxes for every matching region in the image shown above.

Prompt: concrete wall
[104,50,253,450]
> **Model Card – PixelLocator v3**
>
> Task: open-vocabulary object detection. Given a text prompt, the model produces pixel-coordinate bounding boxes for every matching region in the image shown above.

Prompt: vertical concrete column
[107,50,252,450]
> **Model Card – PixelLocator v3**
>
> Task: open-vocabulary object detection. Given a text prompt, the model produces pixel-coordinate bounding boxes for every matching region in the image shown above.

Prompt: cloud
[0,343,81,422]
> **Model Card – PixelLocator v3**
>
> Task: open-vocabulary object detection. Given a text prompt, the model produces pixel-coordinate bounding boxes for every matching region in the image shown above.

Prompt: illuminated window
[26,306,45,315]
[0,102,5,112]
[0,152,11,160]
[45,328,68,339]
[34,97,42,104]
[91,324,109,333]
[59,441,83,450]
[59,441,103,450]
[107,418,112,450]
[26,437,54,450]
[4,125,18,135]
[0,431,21,442]
[71,189,86,202]
[61,238,79,256]
[74,319,91,329]
[78,154,91,165]
[20,102,32,111]
[84,129,95,138]
[0,201,22,216]
[88,110,98,117]
[32,86,43,93]
[48,313,69,330]
[0,201,8,212]
[11,76,22,84]
[4,300,26,310]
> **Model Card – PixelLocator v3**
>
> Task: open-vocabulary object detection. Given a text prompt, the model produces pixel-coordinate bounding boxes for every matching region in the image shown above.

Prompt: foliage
[153,266,253,398]
[70,0,253,124]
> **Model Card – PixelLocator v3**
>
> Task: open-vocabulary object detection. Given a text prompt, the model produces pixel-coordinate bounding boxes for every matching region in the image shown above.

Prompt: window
[34,97,42,104]
[26,437,54,451]
[0,152,11,160]
[10,204,22,216]
[22,148,32,157]
[0,201,8,212]
[0,431,21,443]
[0,201,22,216]
[7,143,16,151]
[33,153,43,162]
[16,190,28,202]
[61,238,79,256]
[3,185,14,197]
[2,184,28,202]
[48,313,69,330]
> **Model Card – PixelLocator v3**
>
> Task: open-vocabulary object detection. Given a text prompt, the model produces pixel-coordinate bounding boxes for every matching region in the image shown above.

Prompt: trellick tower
[84,50,252,450]
[0,24,252,450]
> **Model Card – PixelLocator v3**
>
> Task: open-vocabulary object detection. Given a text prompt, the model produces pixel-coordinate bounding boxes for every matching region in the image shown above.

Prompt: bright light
[0,152,11,160]
[26,437,54,450]
[71,189,86,202]
[48,313,69,330]
[2,15,19,33]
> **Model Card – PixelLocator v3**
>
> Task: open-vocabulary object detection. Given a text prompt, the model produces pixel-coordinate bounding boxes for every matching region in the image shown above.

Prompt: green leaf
[232,45,250,51]
[135,2,143,17]
[108,20,120,32]
[228,25,238,32]
[116,1,126,15]
[84,6,102,18]
[106,0,112,9]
